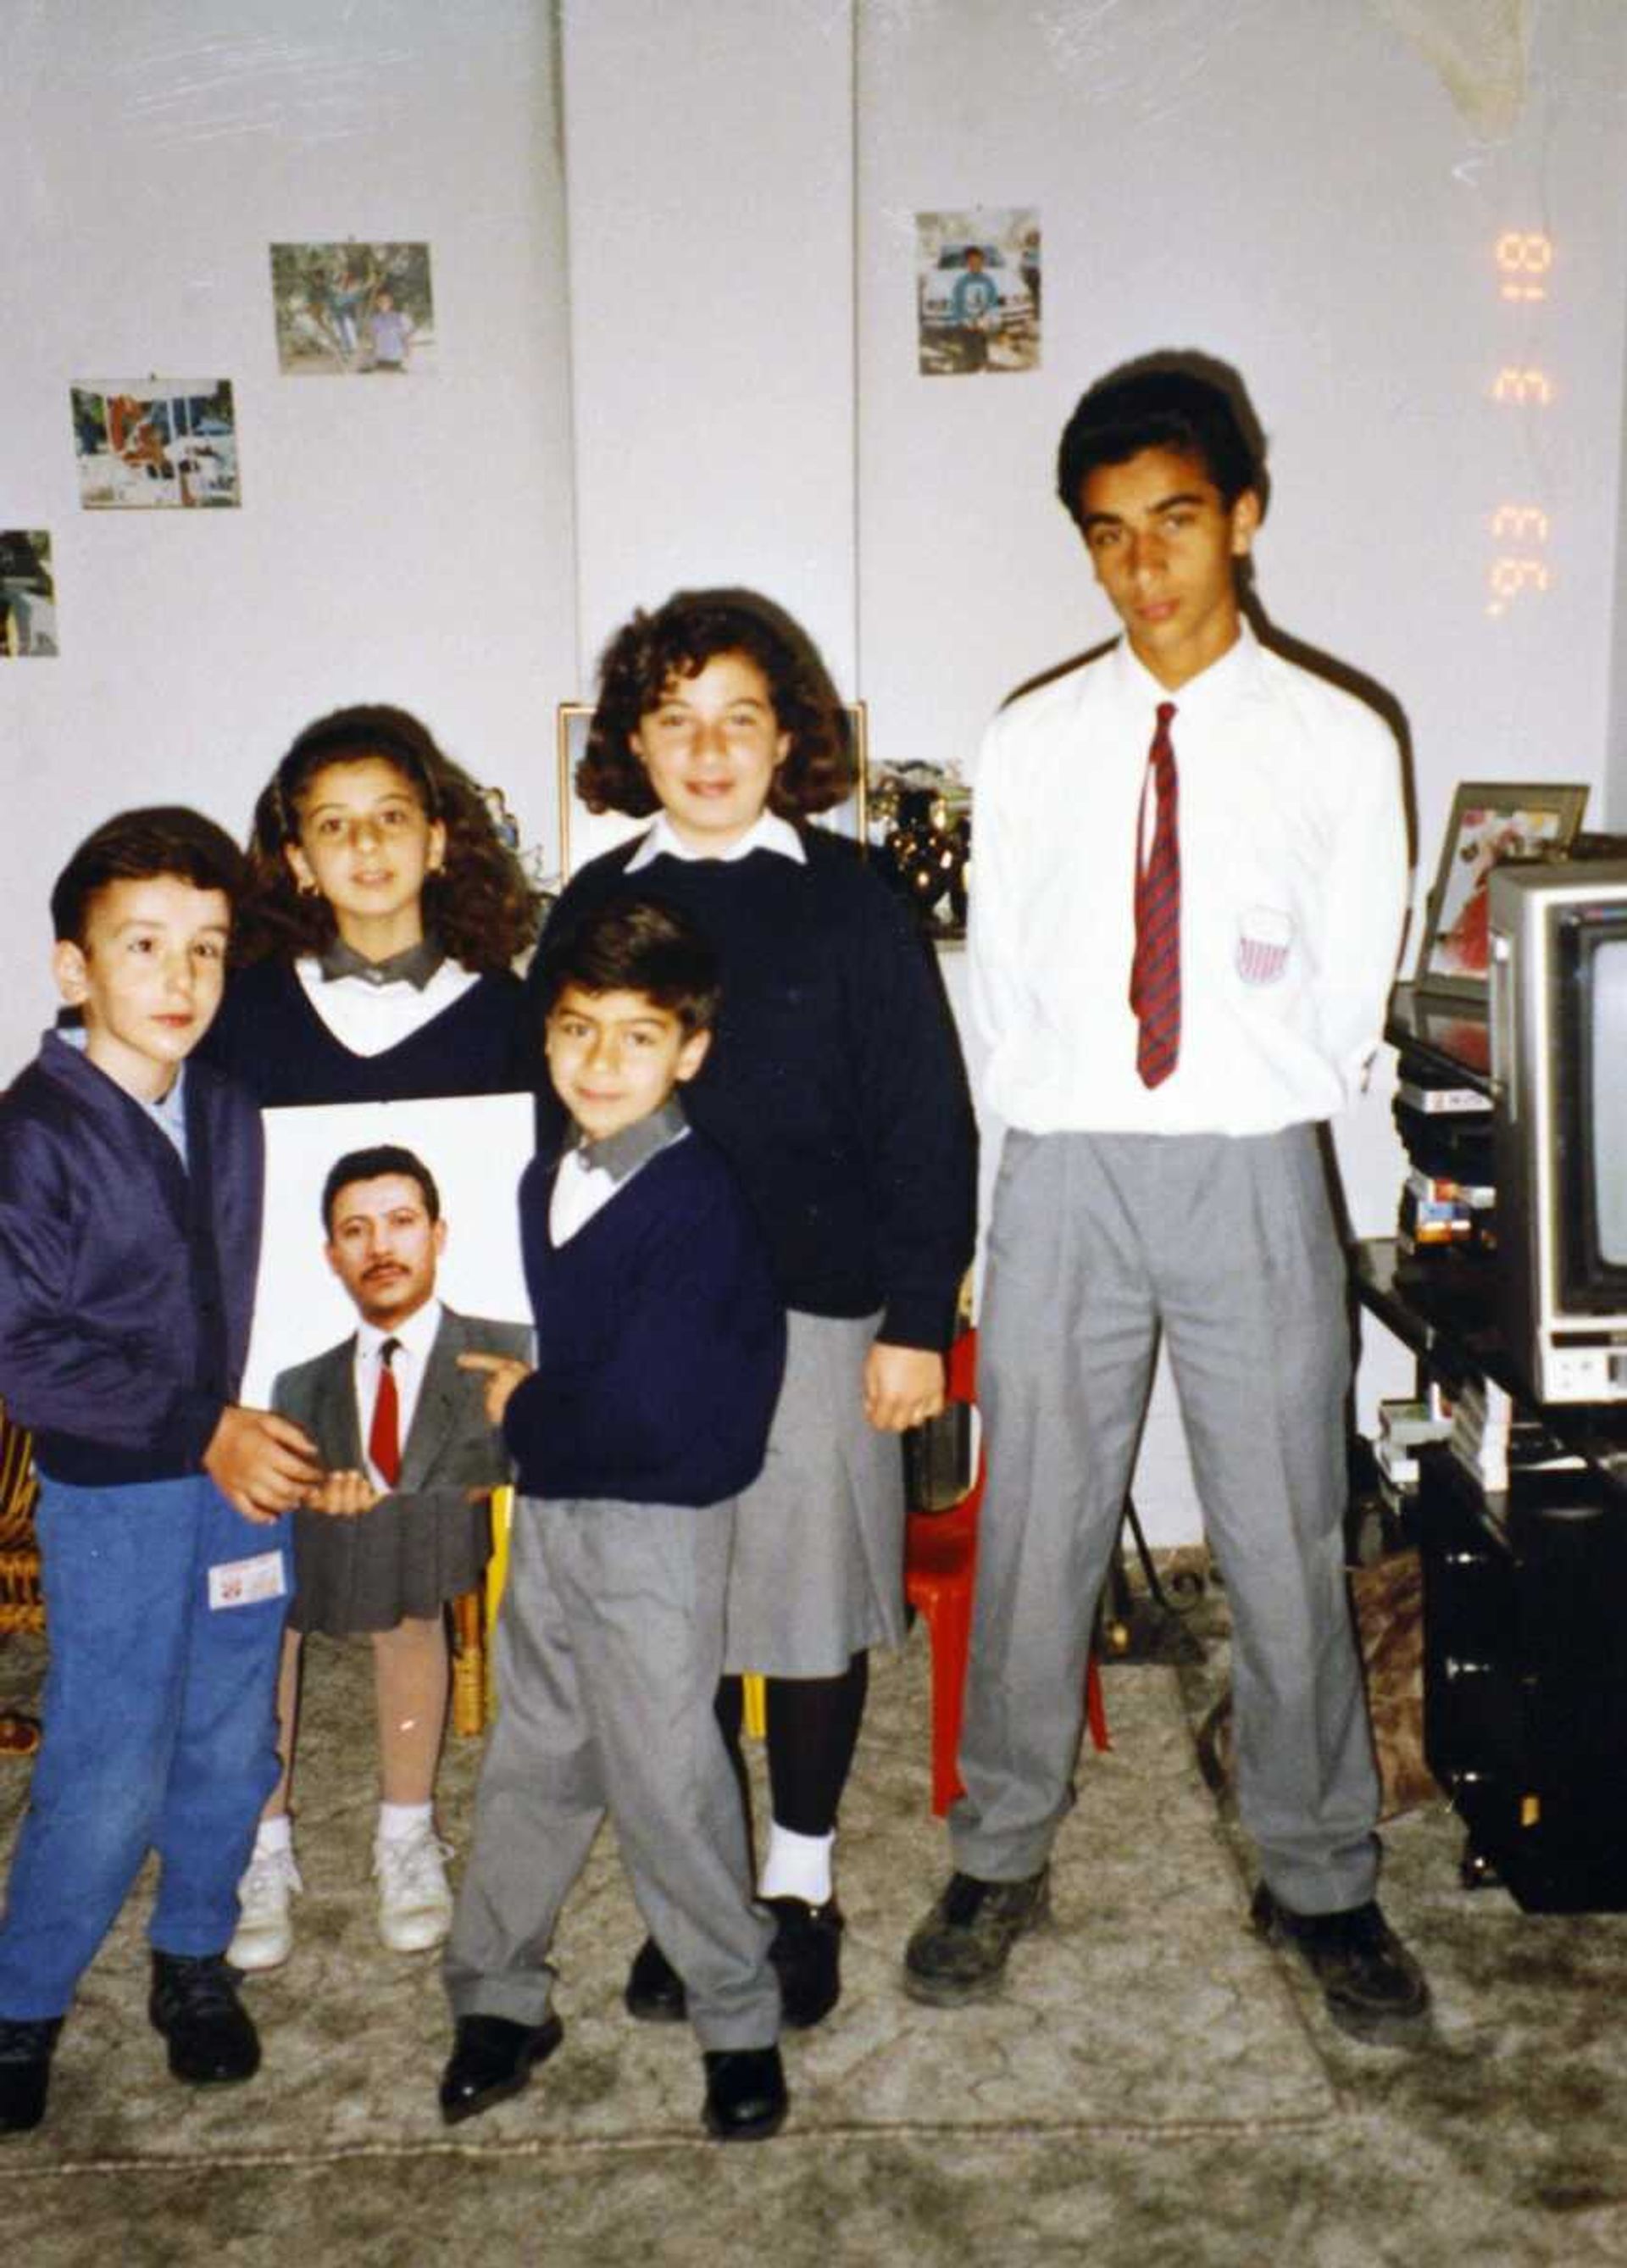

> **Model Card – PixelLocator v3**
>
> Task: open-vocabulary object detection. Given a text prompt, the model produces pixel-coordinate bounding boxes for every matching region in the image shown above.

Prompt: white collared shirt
[625,809,807,870]
[353,1297,442,1483]
[296,956,480,1058]
[969,623,1408,1136]
[549,1104,690,1244]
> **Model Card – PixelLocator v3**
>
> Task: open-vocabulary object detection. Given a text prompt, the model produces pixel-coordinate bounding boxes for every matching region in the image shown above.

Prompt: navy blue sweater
[502,1130,786,1509]
[533,833,975,1349]
[0,1033,263,1485]
[201,959,531,1105]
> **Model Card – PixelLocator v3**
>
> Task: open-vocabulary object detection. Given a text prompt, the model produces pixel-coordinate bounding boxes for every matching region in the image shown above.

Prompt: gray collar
[571,1096,688,1182]
[317,934,447,990]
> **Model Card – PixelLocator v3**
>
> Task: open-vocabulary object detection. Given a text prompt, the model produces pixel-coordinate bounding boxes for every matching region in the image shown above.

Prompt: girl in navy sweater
[532,592,975,2027]
[204,703,539,1971]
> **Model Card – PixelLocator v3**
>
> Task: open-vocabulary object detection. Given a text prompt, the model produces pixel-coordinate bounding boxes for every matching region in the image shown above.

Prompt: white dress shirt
[969,623,1408,1137]
[625,809,807,870]
[353,1298,442,1484]
[295,956,481,1058]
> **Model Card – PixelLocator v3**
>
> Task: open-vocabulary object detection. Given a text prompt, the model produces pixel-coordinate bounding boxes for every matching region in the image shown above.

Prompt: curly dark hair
[575,590,853,822]
[232,704,540,970]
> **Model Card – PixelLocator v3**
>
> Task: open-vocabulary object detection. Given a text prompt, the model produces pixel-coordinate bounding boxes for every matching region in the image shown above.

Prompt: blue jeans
[0,1474,291,2020]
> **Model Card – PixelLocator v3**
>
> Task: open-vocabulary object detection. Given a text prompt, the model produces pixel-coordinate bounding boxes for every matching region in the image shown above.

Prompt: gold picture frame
[1414,779,1588,1002]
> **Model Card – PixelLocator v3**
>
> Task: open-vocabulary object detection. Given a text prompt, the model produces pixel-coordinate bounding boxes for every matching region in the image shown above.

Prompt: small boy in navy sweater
[0,808,323,2137]
[441,897,789,2143]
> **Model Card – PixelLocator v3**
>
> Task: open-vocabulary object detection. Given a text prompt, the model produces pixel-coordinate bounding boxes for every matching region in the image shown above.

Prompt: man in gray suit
[230,1144,530,1972]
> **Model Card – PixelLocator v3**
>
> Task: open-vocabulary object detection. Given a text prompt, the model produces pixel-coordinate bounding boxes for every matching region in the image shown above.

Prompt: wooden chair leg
[449,1592,485,1736]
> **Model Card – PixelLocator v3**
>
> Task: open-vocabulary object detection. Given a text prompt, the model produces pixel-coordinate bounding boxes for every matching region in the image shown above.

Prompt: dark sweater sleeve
[0,1110,222,1467]
[846,876,977,1349]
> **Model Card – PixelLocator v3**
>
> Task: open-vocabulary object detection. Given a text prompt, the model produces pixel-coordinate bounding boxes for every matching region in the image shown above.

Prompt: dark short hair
[50,807,245,947]
[575,590,852,823]
[1056,364,1262,529]
[321,1144,441,1235]
[536,897,721,1037]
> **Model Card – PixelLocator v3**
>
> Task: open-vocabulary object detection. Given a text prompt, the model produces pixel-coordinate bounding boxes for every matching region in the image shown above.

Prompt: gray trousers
[444,1495,778,2052]
[952,1126,1380,1915]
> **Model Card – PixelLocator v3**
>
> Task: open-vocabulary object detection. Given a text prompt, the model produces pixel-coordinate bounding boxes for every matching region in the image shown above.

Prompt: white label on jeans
[208,1551,286,1610]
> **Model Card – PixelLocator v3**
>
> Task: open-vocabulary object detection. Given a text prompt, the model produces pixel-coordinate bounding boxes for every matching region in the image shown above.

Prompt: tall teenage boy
[0,808,321,2135]
[903,363,1430,2046]
[442,896,789,2143]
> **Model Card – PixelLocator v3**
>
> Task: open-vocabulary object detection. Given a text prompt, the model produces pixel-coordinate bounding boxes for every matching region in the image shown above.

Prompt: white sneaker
[374,1827,454,1954]
[228,1844,303,1972]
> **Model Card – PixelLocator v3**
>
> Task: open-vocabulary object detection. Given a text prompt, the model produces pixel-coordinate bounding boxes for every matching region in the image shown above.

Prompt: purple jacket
[0,1031,264,1485]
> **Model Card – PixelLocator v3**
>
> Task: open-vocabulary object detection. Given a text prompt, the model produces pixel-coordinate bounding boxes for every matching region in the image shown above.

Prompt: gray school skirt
[722,1309,907,1680]
[287,1488,489,1637]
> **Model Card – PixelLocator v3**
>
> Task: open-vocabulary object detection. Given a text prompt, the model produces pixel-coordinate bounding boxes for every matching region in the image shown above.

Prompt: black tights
[715,1651,870,1837]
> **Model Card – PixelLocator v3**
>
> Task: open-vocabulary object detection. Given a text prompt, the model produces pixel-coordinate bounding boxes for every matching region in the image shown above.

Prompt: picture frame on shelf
[1413,780,1588,1002]
[556,701,868,881]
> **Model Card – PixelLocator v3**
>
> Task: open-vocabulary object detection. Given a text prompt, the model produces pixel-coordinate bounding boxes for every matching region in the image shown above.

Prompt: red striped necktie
[1129,701,1180,1088]
[368,1338,403,1487]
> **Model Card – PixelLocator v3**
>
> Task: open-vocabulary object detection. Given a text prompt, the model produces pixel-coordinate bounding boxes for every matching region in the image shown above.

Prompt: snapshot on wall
[0,531,57,658]
[269,242,436,376]
[916,208,1040,377]
[71,381,240,509]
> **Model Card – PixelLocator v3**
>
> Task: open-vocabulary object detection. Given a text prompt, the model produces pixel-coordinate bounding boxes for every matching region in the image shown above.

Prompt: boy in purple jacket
[441,898,790,2144]
[0,808,321,2136]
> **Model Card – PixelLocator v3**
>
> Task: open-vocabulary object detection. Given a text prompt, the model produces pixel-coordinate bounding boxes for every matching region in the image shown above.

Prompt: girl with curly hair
[534,591,975,2032]
[203,703,540,1976]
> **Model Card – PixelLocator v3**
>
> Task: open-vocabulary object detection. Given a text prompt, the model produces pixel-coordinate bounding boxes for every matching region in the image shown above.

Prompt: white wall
[6,1,1626,1543]
[0,0,577,1072]
[852,0,1627,1536]
[559,0,858,685]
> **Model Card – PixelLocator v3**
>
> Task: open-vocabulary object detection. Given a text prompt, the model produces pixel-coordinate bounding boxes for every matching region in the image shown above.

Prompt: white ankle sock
[376,1801,433,1847]
[758,1824,834,1905]
[255,1815,293,1859]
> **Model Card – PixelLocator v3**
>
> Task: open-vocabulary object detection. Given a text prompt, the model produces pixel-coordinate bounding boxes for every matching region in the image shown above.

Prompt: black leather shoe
[702,2044,788,2142]
[902,1867,1051,2006]
[0,2016,62,2135]
[765,1896,844,2029]
[1251,1885,1431,2048]
[148,1952,260,2085]
[624,1936,687,2023]
[439,2012,564,2127]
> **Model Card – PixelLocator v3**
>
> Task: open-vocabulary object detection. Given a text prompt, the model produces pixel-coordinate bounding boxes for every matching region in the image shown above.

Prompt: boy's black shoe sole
[702,2045,788,2142]
[624,1937,687,2023]
[439,2012,565,2126]
[148,1952,260,2086]
[0,2017,62,2135]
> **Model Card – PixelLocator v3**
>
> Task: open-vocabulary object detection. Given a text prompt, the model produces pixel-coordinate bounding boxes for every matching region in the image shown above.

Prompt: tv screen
[1589,936,1627,1270]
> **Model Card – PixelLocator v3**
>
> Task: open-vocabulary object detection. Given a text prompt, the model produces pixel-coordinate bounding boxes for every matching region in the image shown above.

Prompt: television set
[1488,859,1627,1404]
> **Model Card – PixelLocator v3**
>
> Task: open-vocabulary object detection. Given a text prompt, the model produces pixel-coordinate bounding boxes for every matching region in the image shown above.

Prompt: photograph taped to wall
[556,703,869,880]
[242,1092,533,1409]
[916,207,1040,377]
[269,242,435,375]
[0,532,56,658]
[72,381,240,509]
[1415,781,1588,999]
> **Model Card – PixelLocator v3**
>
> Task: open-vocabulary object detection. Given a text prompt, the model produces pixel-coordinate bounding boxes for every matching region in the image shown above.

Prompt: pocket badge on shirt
[1236,905,1293,987]
[208,1550,287,1611]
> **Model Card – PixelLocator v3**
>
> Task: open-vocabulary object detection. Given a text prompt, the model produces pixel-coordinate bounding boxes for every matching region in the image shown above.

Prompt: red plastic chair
[905,1330,1109,1816]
